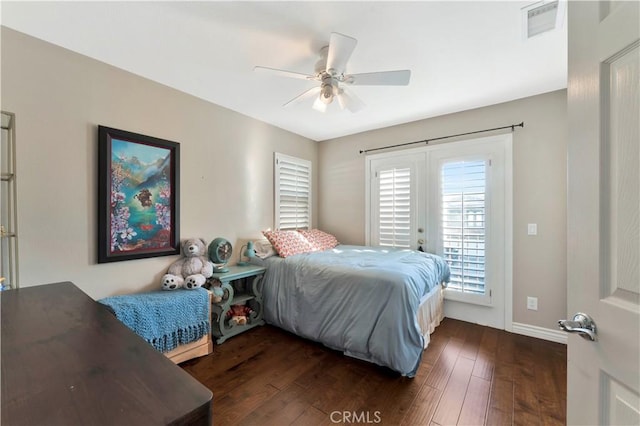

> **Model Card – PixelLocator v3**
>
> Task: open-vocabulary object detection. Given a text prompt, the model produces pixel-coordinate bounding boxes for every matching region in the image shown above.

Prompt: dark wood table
[1,282,212,425]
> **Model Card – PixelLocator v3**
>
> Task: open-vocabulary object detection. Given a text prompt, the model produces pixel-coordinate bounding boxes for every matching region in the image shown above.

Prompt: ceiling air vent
[522,1,564,39]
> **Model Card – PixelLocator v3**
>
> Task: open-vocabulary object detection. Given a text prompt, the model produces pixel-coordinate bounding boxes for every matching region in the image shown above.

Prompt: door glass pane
[441,160,486,294]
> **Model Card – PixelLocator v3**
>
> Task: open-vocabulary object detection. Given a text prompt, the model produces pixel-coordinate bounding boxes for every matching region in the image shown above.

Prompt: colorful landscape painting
[109,139,173,254]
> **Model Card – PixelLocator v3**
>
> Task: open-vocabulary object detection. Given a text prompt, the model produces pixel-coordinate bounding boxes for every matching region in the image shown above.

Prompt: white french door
[367,134,512,329]
[428,135,511,329]
[367,152,426,250]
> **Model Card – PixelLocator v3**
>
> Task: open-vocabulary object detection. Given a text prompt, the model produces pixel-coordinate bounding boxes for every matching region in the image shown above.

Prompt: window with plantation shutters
[441,160,487,295]
[378,167,412,248]
[275,153,311,230]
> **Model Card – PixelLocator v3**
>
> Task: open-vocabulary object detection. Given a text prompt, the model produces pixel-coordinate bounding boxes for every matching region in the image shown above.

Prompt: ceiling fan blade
[254,66,315,81]
[336,88,365,113]
[326,32,357,75]
[344,70,411,86]
[283,86,321,107]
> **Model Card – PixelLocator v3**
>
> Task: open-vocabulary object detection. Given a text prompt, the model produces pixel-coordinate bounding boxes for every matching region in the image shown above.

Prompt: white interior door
[566,2,640,425]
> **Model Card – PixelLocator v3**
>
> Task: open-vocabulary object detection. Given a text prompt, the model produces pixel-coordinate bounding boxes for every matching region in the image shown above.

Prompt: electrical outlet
[527,296,538,311]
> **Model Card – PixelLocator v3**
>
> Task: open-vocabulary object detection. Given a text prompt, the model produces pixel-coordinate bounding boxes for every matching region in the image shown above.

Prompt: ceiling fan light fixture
[312,96,328,112]
[337,88,365,113]
[320,84,334,104]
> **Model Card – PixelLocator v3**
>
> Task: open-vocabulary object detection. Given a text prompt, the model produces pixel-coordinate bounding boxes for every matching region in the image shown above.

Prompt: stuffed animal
[161,238,214,290]
[226,304,253,325]
[210,285,224,303]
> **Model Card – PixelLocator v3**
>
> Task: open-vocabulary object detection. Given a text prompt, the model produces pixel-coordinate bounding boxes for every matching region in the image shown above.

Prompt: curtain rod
[359,121,524,154]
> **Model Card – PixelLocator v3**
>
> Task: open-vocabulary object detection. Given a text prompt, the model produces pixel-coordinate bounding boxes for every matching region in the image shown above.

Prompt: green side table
[210,264,266,344]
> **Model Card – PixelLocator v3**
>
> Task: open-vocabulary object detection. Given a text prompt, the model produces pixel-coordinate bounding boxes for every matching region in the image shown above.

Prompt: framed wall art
[98,126,180,263]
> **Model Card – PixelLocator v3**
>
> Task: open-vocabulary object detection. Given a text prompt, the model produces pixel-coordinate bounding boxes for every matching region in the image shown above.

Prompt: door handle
[558,313,597,341]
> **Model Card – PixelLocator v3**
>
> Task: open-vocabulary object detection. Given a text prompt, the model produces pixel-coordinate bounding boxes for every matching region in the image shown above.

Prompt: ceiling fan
[254,32,411,113]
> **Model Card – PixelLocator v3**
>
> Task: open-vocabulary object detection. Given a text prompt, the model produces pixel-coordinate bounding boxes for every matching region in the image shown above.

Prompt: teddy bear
[226,304,253,325]
[161,238,214,290]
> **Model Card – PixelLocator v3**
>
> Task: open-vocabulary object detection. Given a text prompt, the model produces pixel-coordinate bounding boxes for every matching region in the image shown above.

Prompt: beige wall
[318,90,567,330]
[2,27,567,331]
[1,28,317,299]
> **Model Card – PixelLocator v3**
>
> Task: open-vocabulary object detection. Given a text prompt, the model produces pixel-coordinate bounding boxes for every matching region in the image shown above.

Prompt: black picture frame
[98,126,180,263]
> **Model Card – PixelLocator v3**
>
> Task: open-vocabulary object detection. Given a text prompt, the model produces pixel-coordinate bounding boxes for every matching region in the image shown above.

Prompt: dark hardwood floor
[181,318,566,425]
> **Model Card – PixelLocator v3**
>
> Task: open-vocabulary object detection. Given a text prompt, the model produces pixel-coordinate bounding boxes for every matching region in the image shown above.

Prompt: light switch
[527,223,538,235]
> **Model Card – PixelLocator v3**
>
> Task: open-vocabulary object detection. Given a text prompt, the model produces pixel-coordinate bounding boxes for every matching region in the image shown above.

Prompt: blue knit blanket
[98,288,210,353]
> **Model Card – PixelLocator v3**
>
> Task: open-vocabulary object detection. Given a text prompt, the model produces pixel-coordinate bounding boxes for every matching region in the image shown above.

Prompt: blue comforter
[260,245,450,377]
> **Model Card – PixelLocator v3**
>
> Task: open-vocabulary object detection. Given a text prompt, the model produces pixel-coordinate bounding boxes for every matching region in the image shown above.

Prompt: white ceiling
[1,1,567,141]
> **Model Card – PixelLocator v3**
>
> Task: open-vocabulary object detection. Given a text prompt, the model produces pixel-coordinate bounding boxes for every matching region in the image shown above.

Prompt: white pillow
[253,238,277,259]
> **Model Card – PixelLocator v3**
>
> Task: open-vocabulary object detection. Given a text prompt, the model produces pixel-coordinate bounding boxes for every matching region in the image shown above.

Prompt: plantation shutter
[275,153,311,230]
[441,160,487,295]
[378,167,412,248]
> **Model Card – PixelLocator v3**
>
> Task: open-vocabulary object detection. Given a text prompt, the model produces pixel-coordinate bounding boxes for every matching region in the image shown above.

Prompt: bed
[253,243,450,377]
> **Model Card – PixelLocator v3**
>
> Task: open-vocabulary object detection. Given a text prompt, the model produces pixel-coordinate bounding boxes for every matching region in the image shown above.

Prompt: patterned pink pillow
[298,229,339,251]
[262,230,315,258]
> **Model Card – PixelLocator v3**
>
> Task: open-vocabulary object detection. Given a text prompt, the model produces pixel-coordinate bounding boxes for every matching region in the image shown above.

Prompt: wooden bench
[99,288,214,364]
[165,290,213,363]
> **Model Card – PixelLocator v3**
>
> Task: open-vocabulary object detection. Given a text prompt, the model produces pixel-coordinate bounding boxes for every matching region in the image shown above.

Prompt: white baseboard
[511,322,567,344]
